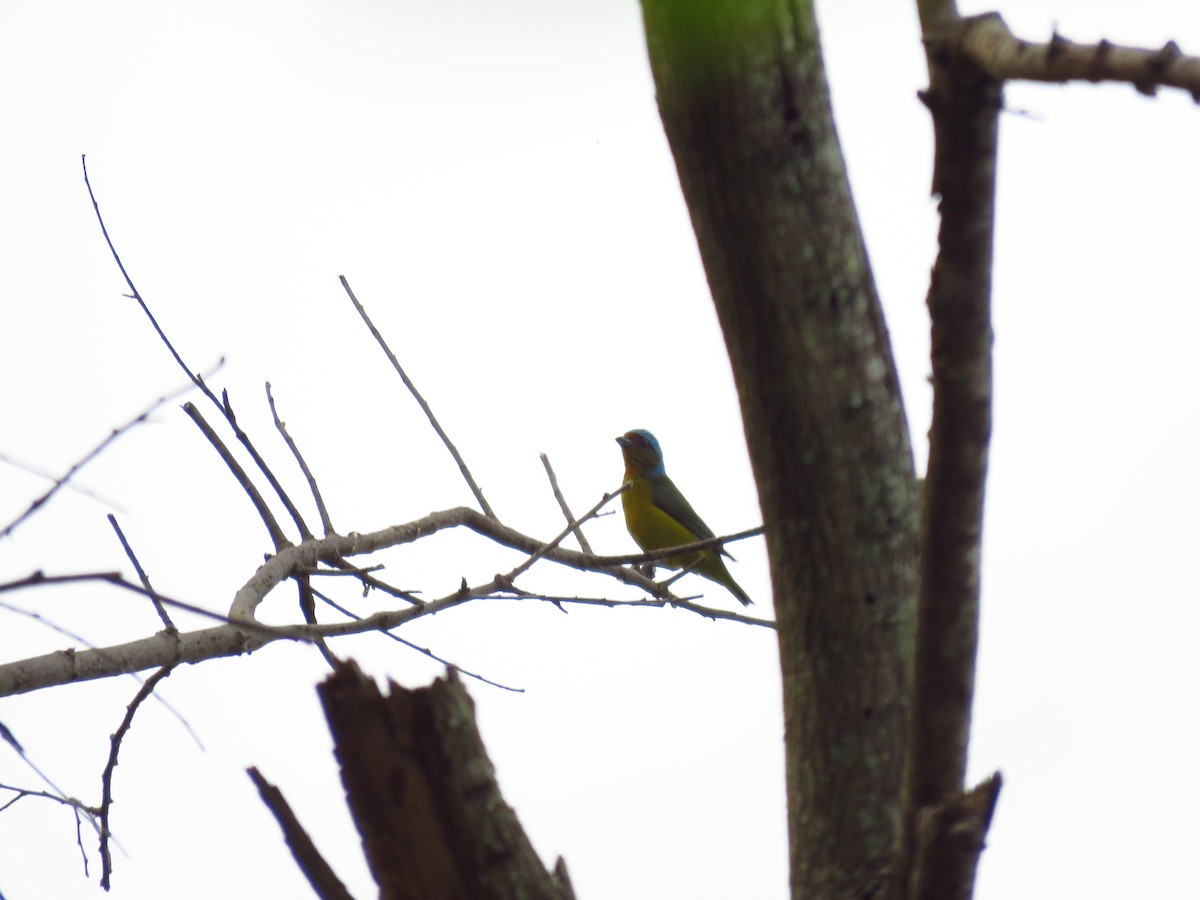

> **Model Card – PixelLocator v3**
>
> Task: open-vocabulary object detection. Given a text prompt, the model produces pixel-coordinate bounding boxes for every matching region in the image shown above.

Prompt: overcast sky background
[1,1,1198,898]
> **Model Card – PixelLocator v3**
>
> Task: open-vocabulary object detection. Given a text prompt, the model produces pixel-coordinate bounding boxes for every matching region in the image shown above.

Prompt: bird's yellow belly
[621,482,701,570]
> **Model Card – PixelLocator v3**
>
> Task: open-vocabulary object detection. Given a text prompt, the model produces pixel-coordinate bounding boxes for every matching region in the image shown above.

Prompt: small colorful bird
[616,428,753,606]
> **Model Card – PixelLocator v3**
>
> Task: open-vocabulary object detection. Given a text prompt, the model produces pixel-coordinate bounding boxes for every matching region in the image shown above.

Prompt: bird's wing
[649,474,725,548]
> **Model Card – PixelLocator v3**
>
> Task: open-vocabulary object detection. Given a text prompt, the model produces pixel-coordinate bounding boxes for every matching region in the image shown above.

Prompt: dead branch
[248,767,355,900]
[909,773,1002,900]
[317,661,572,900]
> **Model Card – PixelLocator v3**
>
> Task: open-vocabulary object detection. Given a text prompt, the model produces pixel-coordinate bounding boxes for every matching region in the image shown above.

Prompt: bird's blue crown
[628,428,665,475]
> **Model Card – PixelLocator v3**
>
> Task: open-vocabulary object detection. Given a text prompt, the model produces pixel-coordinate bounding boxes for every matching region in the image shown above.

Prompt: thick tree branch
[901,10,1002,897]
[0,507,767,697]
[908,14,999,815]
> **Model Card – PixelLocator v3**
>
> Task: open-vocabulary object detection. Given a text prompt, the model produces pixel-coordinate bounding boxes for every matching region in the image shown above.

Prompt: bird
[615,428,753,606]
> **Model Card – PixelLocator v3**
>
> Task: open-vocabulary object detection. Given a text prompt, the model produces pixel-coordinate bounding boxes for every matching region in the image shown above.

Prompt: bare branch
[0,783,97,816]
[217,390,314,540]
[901,8,1002,893]
[339,275,497,520]
[0,373,209,541]
[309,584,524,692]
[297,575,340,671]
[99,664,177,889]
[83,156,198,389]
[107,515,175,630]
[591,525,764,568]
[503,486,624,584]
[495,589,775,628]
[247,767,355,900]
[0,450,126,511]
[182,402,291,551]
[953,15,1200,101]
[267,382,333,536]
[82,157,311,540]
[0,506,767,697]
[539,453,592,553]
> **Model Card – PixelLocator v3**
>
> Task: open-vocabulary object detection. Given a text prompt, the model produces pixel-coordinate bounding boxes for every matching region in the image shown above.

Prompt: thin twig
[83,156,196,388]
[0,370,214,541]
[0,783,97,816]
[219,389,313,539]
[540,453,593,552]
[106,515,175,630]
[491,588,775,628]
[99,664,177,890]
[82,157,310,540]
[266,382,330,537]
[598,525,764,568]
[297,576,339,670]
[504,486,626,585]
[0,450,126,511]
[309,585,524,692]
[336,566,423,606]
[339,275,497,519]
[301,563,385,577]
[183,402,289,550]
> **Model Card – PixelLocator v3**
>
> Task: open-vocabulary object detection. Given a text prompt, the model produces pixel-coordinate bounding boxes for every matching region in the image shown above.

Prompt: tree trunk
[641,3,920,898]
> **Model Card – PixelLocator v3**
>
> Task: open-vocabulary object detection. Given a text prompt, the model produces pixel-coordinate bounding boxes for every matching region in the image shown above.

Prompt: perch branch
[0,507,769,697]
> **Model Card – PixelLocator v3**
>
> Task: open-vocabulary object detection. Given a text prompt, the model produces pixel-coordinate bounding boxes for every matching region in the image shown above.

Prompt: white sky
[1,1,1198,898]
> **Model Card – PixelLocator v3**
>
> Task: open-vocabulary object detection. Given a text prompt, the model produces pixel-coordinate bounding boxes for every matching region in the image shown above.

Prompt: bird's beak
[615,435,630,447]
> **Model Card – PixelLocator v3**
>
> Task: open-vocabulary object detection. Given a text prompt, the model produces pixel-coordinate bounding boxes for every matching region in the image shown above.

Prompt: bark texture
[318,662,574,900]
[641,3,919,898]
